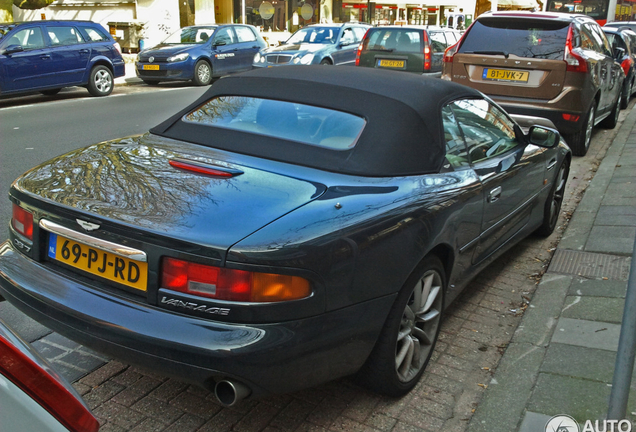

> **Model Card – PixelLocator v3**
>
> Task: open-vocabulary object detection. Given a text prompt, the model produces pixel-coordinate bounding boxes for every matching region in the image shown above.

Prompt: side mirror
[615,46,626,60]
[213,40,227,47]
[3,44,23,55]
[528,125,560,148]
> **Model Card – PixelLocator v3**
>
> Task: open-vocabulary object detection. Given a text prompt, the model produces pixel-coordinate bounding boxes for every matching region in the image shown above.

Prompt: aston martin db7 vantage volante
[0,66,570,405]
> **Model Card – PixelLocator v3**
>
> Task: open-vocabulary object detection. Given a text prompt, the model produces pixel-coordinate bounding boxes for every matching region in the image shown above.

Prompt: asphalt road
[0,84,209,243]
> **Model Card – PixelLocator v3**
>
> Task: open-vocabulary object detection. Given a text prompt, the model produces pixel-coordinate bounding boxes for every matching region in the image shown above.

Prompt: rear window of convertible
[183,96,367,150]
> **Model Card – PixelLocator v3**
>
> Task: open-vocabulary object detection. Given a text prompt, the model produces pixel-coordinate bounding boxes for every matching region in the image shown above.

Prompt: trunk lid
[13,134,326,252]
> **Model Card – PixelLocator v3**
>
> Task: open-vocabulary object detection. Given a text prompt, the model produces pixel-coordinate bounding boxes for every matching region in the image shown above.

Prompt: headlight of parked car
[254,52,261,63]
[300,53,314,65]
[167,53,189,63]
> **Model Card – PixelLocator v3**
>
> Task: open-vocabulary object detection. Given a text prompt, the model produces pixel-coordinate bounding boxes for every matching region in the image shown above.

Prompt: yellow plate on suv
[483,68,529,83]
[378,59,405,68]
[47,233,148,291]
[143,64,160,71]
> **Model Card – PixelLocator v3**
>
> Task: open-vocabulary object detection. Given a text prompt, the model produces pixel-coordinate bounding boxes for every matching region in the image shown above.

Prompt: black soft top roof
[151,65,483,177]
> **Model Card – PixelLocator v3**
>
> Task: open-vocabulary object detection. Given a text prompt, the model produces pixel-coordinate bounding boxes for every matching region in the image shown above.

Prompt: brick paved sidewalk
[62,114,625,431]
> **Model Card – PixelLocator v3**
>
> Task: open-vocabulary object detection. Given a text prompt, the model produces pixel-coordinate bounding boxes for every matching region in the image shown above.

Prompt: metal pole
[608,235,636,420]
[242,0,246,24]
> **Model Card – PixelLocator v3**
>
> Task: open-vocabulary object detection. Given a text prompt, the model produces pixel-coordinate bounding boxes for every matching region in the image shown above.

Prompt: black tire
[565,103,595,157]
[356,255,445,397]
[535,158,570,237]
[40,88,61,96]
[87,65,114,97]
[600,92,621,129]
[193,60,212,86]
[320,59,332,65]
[142,79,160,85]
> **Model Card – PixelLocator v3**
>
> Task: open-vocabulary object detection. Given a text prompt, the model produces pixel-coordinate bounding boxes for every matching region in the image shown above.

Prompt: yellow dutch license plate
[483,68,529,83]
[143,64,160,71]
[47,233,148,291]
[378,59,405,68]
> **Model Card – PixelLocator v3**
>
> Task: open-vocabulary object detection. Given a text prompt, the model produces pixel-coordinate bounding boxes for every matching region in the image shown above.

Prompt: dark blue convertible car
[0,67,570,404]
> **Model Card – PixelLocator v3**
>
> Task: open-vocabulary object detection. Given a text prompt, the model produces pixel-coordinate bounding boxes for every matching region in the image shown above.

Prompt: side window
[213,27,236,46]
[352,27,367,42]
[341,28,355,45]
[429,31,447,53]
[579,26,596,50]
[3,27,45,50]
[445,31,458,44]
[235,26,257,43]
[442,105,470,169]
[47,26,85,46]
[81,26,109,42]
[450,99,520,164]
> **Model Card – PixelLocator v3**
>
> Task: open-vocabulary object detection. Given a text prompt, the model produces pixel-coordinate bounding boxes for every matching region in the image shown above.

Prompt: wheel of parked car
[142,79,160,86]
[601,93,621,130]
[357,255,444,396]
[40,89,61,96]
[87,65,114,97]
[621,80,631,110]
[320,59,332,65]
[566,103,595,157]
[193,60,212,86]
[535,158,570,237]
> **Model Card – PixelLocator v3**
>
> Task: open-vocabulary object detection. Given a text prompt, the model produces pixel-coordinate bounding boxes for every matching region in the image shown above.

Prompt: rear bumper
[492,99,586,136]
[0,241,392,397]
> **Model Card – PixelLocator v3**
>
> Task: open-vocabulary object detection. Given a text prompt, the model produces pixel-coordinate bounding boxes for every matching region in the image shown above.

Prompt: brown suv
[442,11,623,156]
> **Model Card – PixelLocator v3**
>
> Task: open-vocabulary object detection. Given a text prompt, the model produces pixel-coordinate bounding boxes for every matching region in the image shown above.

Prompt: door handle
[233,48,239,51]
[79,49,90,53]
[488,186,502,203]
[40,54,51,60]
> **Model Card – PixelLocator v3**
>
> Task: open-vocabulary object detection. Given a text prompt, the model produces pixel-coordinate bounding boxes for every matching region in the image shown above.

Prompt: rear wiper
[370,47,395,52]
[466,50,510,58]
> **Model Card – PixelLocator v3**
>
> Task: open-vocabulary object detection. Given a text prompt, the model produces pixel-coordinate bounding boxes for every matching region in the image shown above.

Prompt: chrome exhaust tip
[214,379,251,406]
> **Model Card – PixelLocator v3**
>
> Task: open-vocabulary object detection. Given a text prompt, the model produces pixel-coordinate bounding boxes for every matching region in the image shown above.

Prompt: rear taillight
[562,113,581,122]
[356,28,371,66]
[565,25,588,73]
[621,57,632,77]
[444,42,458,63]
[161,257,311,303]
[423,31,431,71]
[0,334,99,432]
[12,204,33,241]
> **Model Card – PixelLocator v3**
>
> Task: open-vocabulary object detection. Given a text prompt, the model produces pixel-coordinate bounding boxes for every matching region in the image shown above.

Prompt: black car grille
[266,54,293,64]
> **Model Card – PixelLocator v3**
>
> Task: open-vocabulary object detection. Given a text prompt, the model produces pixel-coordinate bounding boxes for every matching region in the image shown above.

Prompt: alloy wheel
[584,105,595,151]
[395,269,443,382]
[94,69,112,95]
[548,162,568,228]
[198,63,211,84]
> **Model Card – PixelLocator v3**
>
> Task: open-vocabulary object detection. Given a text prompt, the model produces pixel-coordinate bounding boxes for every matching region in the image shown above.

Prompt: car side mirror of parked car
[614,46,626,60]
[213,40,227,47]
[3,44,24,55]
[528,125,560,148]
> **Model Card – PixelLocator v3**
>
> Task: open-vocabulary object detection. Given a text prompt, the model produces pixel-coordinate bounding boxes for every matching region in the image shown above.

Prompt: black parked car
[0,20,124,97]
[0,67,570,403]
[602,26,636,109]
[137,24,266,86]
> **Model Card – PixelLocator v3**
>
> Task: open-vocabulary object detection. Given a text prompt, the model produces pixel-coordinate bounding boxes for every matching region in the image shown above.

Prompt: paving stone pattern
[33,109,628,431]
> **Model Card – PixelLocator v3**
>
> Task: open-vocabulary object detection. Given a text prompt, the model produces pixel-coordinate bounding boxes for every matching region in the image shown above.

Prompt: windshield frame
[162,25,218,45]
[286,27,339,45]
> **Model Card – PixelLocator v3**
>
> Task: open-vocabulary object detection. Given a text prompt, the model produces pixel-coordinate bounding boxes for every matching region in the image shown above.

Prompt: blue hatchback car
[0,20,125,97]
[136,24,267,86]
